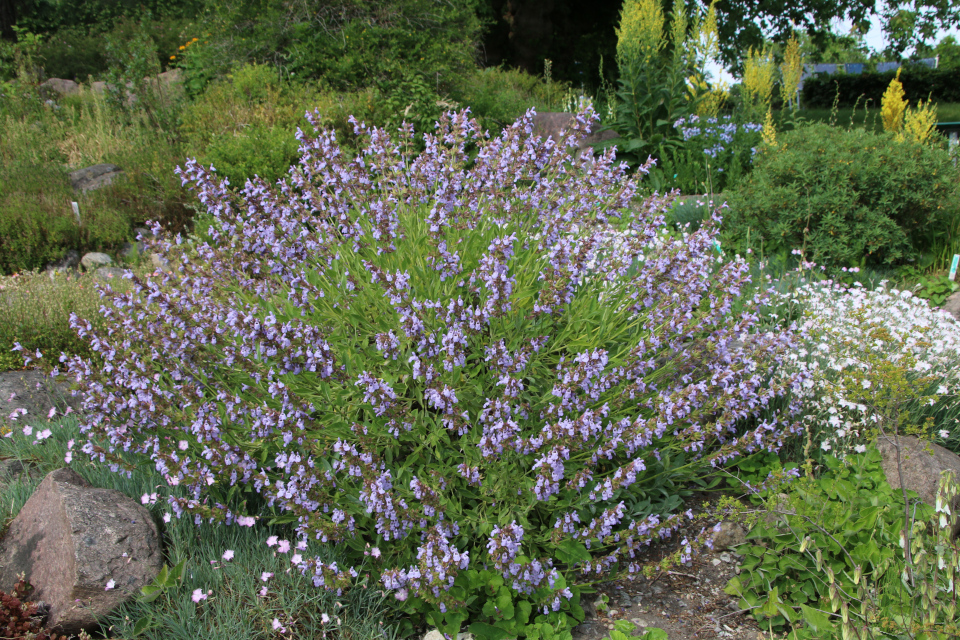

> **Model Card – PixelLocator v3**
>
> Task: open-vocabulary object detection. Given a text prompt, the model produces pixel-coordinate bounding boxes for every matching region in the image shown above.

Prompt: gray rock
[45,249,81,275]
[0,468,162,636]
[119,241,144,261]
[39,78,80,99]
[876,434,960,538]
[711,520,747,550]
[95,266,126,281]
[943,291,960,322]
[531,112,619,159]
[80,251,112,271]
[0,368,80,426]
[69,163,124,193]
[150,253,172,272]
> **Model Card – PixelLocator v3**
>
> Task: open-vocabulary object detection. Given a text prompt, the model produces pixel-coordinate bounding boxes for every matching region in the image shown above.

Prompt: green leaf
[639,629,668,640]
[131,616,155,636]
[140,584,164,603]
[555,539,592,564]
[468,622,514,640]
[799,603,835,632]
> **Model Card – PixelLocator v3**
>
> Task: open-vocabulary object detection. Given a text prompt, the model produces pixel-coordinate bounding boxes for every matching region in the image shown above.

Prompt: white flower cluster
[779,280,960,456]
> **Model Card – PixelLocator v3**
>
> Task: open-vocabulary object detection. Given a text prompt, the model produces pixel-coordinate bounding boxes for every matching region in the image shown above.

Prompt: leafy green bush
[448,67,575,134]
[60,105,800,639]
[725,447,960,639]
[723,123,960,267]
[201,124,301,187]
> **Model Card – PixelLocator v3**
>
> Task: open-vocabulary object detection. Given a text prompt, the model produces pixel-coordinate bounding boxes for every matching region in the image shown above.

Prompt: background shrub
[802,66,960,109]
[722,123,960,267]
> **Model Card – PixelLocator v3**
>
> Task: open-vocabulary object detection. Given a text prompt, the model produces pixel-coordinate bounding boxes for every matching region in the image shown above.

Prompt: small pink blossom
[192,588,208,603]
[291,553,302,564]
[105,579,116,590]
[277,539,290,553]
[261,572,273,582]
[222,549,234,561]
[272,619,286,632]
[47,407,57,419]
[178,440,189,450]
[163,513,171,523]
[236,516,255,527]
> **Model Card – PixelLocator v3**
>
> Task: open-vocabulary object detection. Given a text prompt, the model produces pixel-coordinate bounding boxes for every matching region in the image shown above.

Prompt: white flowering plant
[776,279,960,459]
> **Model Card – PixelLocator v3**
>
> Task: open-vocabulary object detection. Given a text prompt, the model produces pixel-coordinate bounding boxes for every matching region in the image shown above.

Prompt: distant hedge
[802,67,960,108]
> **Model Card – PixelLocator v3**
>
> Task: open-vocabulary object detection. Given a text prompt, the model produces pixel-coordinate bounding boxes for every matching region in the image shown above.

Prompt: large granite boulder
[80,251,112,271]
[39,78,80,100]
[531,112,619,159]
[876,434,960,538]
[68,164,124,193]
[0,468,163,635]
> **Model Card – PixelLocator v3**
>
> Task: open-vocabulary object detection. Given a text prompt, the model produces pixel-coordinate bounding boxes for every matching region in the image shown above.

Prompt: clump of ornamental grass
[44,103,803,639]
[776,277,960,459]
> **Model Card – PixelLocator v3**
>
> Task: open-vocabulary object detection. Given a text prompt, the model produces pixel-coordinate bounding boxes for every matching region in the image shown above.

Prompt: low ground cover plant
[48,104,802,639]
[776,278,960,458]
[725,447,960,640]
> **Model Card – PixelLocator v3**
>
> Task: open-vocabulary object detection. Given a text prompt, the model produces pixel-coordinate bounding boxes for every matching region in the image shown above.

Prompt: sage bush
[53,104,802,638]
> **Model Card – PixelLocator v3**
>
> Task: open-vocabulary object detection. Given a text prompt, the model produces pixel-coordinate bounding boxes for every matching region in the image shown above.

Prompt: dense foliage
[802,66,960,109]
[57,105,801,638]
[722,123,960,267]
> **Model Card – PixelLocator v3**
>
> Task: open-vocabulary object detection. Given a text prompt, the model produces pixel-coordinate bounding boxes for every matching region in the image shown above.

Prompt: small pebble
[711,558,722,566]
[720,552,732,563]
[606,624,614,631]
[734,565,741,574]
[609,609,618,616]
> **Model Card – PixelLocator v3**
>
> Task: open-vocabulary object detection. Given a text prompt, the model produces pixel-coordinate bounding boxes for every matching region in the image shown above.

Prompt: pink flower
[163,513,171,523]
[261,572,273,582]
[105,579,116,590]
[277,540,290,553]
[178,440,189,450]
[236,516,255,527]
[47,407,57,419]
[266,535,278,547]
[192,588,208,603]
[291,553,302,564]
[272,619,286,632]
[222,549,234,561]
[321,613,330,624]
[259,586,269,597]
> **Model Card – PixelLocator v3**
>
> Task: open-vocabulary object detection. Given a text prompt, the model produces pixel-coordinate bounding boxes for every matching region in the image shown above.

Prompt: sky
[707,12,960,84]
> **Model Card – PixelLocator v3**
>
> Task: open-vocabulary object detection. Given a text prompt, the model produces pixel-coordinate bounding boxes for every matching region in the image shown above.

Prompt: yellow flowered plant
[616,0,664,67]
[742,46,776,120]
[881,68,908,134]
[903,99,938,145]
[780,35,803,111]
[761,108,778,148]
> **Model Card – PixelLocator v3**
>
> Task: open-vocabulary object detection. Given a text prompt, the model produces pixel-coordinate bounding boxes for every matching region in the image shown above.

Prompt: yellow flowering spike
[881,68,908,134]
[780,35,804,111]
[670,0,688,60]
[903,99,939,144]
[696,86,727,119]
[698,0,720,63]
[762,108,777,147]
[617,0,665,67]
[743,46,776,118]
